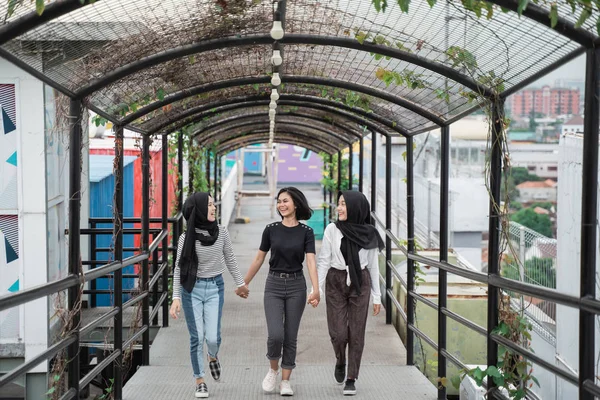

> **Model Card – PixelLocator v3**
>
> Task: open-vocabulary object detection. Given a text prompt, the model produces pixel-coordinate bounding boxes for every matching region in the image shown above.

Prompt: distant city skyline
[525,54,585,88]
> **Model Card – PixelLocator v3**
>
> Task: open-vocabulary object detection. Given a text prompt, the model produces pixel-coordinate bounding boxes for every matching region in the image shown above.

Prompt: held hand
[373,304,381,316]
[307,291,320,308]
[170,299,181,319]
[235,284,249,299]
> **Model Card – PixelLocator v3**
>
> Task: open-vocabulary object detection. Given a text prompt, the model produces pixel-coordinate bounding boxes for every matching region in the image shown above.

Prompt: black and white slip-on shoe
[195,382,209,398]
[209,358,221,381]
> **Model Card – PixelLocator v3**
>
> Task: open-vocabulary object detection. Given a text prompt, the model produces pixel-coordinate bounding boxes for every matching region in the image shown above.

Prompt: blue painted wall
[90,156,136,306]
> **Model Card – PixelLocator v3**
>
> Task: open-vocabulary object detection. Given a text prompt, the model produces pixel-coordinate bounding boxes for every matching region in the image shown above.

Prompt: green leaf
[531,375,540,387]
[156,88,165,101]
[517,0,528,15]
[46,387,56,395]
[549,4,558,28]
[397,0,410,13]
[54,374,61,382]
[36,0,45,15]
[6,0,19,19]
[486,365,502,378]
[472,367,485,380]
[575,8,591,28]
[492,375,505,387]
[426,0,436,7]
[450,374,462,389]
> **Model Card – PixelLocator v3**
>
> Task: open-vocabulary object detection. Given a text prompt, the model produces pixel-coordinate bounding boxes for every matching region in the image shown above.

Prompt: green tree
[529,108,538,132]
[511,208,553,238]
[502,257,555,288]
[511,166,542,185]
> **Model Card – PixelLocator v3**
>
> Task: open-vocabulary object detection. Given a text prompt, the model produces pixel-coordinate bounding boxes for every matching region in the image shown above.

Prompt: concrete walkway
[123,186,436,399]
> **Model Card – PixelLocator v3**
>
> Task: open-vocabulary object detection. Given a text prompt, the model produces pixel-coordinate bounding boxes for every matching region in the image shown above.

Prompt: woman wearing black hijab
[169,192,249,398]
[315,190,384,396]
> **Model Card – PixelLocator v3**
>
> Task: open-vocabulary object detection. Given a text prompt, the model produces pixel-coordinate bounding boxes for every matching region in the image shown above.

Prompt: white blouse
[316,223,382,304]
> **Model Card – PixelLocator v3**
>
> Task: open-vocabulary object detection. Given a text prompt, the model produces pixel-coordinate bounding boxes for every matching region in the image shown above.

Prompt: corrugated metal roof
[89,155,138,183]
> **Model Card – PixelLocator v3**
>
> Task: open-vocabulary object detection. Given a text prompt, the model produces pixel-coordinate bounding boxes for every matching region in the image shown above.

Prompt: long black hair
[276,187,313,221]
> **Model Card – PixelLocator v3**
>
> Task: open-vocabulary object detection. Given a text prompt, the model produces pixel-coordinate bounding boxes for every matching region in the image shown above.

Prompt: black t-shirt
[259,222,316,273]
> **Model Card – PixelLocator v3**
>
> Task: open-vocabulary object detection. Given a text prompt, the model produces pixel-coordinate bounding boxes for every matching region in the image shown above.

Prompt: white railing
[220,161,239,227]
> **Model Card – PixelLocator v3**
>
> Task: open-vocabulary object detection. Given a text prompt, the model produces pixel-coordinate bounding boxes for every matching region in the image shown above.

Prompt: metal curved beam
[0,0,92,47]
[157,97,397,138]
[216,132,335,155]
[195,118,352,149]
[74,34,493,98]
[119,76,443,126]
[191,111,363,142]
[214,130,339,154]
[152,94,404,136]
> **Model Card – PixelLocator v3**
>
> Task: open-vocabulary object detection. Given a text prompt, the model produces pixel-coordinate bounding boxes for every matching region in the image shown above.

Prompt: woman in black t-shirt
[244,187,320,396]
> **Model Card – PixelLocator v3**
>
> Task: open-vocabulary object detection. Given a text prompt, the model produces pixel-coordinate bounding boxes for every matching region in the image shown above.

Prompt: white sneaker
[262,368,279,392]
[280,380,294,396]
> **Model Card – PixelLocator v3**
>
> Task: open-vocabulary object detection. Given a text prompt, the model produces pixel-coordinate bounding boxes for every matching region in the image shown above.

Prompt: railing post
[141,134,150,366]
[90,221,97,308]
[113,125,124,400]
[67,98,82,397]
[438,125,450,400]
[162,133,169,328]
[371,132,377,212]
[487,98,505,394]
[579,46,599,400]
[406,135,415,366]
[385,135,392,325]
[214,152,218,201]
[359,136,364,193]
[151,230,158,327]
[348,143,353,190]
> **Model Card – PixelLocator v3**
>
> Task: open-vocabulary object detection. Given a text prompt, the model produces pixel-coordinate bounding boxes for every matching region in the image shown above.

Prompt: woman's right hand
[170,299,181,319]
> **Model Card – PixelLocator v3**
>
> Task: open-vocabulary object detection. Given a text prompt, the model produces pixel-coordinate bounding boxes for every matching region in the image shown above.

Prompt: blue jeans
[181,275,222,378]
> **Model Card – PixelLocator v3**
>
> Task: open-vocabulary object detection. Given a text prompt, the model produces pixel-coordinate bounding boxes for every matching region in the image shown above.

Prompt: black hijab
[179,192,219,292]
[335,190,384,295]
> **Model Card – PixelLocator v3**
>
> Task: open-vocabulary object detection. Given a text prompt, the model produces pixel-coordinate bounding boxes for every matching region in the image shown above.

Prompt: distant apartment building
[511,86,580,117]
[516,179,557,202]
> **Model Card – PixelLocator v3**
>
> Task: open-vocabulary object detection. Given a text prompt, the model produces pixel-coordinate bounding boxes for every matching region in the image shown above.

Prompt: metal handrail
[0,275,79,313]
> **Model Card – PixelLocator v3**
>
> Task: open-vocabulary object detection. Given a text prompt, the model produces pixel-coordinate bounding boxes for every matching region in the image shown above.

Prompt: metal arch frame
[194,118,353,149]
[73,34,493,98]
[216,131,337,155]
[119,75,444,126]
[151,94,405,136]
[190,112,364,145]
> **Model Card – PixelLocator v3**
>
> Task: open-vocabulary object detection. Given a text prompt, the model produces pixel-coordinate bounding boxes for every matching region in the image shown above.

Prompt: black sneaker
[209,358,221,381]
[195,382,209,398]
[334,364,346,384]
[343,379,356,396]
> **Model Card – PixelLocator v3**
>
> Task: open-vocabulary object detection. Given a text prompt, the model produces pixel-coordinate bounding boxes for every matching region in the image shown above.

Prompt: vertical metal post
[579,47,599,400]
[188,136,194,194]
[406,135,415,366]
[359,136,364,192]
[178,131,184,238]
[487,98,505,393]
[206,148,211,192]
[151,229,158,327]
[113,125,124,400]
[519,226,526,312]
[385,135,392,324]
[337,150,342,194]
[427,180,433,248]
[348,143,353,190]
[162,134,169,328]
[214,153,218,201]
[90,221,97,308]
[371,132,377,212]
[329,154,334,221]
[438,125,450,400]
[67,99,82,397]
[323,175,327,229]
[141,134,150,366]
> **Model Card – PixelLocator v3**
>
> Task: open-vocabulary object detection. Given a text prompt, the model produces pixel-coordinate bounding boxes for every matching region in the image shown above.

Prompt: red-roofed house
[516,179,557,202]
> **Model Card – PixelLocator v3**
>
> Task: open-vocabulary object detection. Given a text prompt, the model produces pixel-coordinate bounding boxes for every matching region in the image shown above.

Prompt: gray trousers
[264,272,307,370]
[326,268,371,379]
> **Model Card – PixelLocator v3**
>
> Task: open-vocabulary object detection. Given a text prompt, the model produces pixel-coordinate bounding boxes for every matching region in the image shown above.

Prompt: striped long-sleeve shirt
[172,225,245,299]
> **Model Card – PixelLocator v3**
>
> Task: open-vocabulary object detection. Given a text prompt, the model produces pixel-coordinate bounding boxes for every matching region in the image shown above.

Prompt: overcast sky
[526,54,586,87]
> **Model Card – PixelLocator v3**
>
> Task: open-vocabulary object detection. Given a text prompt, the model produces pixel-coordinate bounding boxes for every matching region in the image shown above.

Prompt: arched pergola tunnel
[0,1,598,399]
